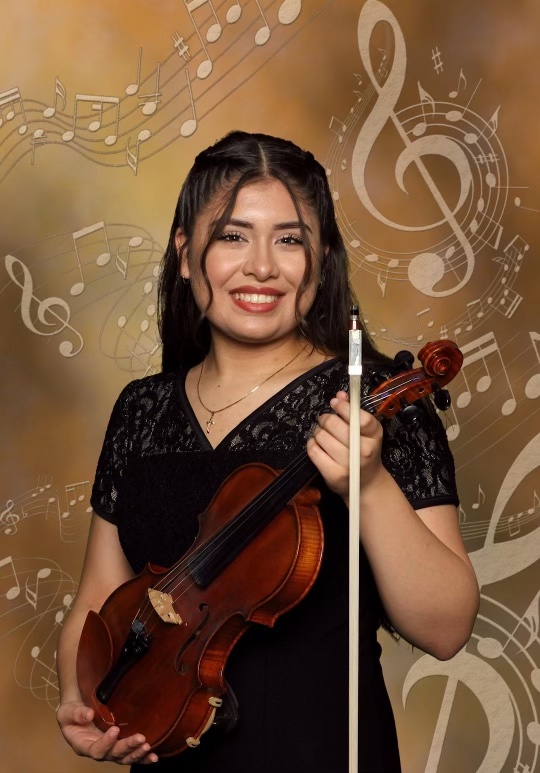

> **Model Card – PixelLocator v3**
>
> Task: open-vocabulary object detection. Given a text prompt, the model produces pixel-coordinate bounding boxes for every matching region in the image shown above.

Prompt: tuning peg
[393,350,415,371]
[433,387,451,411]
[397,404,420,424]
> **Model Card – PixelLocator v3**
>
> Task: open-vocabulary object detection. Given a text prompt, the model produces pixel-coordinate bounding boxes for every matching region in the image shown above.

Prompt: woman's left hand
[306,390,384,502]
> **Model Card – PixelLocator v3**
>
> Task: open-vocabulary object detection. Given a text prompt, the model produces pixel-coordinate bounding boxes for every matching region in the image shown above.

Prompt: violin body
[77,462,323,756]
[77,339,463,756]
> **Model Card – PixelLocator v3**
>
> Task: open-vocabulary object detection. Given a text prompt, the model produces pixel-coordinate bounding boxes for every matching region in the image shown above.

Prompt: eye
[217,230,244,242]
[278,233,304,246]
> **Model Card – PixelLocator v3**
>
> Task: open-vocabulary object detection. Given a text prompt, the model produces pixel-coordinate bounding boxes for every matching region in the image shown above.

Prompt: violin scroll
[367,340,463,421]
[417,340,463,385]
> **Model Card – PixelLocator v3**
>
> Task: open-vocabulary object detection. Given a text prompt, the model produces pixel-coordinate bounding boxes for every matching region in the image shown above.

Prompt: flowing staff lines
[143,0,335,163]
[0,0,327,181]
[447,331,539,459]
[459,504,540,543]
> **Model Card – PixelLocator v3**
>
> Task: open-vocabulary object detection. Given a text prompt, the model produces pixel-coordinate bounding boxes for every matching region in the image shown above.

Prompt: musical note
[126,129,152,175]
[508,511,522,537]
[472,485,486,510]
[0,87,28,134]
[180,70,198,137]
[455,332,516,415]
[25,568,52,611]
[61,481,92,520]
[43,76,67,117]
[469,197,503,250]
[412,82,436,137]
[62,93,120,145]
[115,236,144,280]
[71,221,112,295]
[226,1,242,23]
[496,286,522,319]
[139,63,161,116]
[183,0,217,77]
[254,0,271,45]
[277,0,302,24]
[185,0,222,41]
[415,307,434,341]
[461,298,484,333]
[4,255,83,357]
[329,115,347,143]
[30,129,47,165]
[525,332,540,400]
[353,1,475,298]
[431,47,443,74]
[449,69,467,99]
[465,106,501,145]
[126,48,143,96]
[375,258,399,296]
[499,234,529,272]
[445,404,460,441]
[0,556,21,600]
[514,196,540,213]
[30,646,59,693]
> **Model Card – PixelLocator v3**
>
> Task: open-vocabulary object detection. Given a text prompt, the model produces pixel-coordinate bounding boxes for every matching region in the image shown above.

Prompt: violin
[76,340,463,757]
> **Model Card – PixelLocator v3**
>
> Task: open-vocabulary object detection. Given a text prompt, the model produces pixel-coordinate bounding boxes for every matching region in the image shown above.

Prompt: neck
[203,333,312,381]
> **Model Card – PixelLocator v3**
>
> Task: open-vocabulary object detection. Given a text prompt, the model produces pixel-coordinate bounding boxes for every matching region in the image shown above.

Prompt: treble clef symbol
[4,255,83,357]
[353,0,475,298]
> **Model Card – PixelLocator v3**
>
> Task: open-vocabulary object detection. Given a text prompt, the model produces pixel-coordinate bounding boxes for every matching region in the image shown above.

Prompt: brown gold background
[1,1,539,771]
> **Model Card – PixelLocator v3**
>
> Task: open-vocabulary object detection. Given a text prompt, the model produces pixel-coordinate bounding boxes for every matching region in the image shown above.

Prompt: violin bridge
[147,588,183,625]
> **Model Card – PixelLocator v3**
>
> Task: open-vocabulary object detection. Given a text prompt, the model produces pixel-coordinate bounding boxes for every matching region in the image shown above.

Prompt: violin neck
[189,452,318,588]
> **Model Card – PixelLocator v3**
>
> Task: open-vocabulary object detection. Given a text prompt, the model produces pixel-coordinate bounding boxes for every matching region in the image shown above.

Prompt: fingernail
[330,398,338,406]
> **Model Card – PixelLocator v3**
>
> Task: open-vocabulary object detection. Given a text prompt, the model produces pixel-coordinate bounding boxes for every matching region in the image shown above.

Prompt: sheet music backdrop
[1,1,539,771]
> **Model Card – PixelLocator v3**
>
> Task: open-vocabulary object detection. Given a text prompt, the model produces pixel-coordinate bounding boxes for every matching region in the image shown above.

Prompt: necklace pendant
[206,412,215,434]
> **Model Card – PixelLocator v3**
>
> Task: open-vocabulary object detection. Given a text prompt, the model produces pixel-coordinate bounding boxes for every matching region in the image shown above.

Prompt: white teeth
[233,293,278,303]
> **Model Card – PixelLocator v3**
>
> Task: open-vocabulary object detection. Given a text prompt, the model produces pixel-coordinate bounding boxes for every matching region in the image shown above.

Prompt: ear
[175,227,190,280]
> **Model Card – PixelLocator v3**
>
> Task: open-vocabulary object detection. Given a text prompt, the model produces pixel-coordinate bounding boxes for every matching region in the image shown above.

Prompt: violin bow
[348,306,362,773]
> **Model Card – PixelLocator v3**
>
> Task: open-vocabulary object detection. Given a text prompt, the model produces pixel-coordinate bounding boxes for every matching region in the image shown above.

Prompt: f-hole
[175,603,209,674]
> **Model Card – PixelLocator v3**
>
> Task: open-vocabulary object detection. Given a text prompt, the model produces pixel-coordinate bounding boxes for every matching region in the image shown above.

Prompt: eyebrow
[219,218,313,234]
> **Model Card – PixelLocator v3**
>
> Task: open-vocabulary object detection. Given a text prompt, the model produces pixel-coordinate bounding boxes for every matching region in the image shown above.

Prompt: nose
[242,238,278,281]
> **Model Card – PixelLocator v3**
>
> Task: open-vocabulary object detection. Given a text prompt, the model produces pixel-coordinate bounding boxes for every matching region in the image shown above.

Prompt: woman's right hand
[56,701,158,765]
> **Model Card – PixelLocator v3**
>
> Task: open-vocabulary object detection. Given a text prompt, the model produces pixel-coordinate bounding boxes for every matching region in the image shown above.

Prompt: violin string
[135,374,437,629]
[135,450,312,629]
[136,451,311,632]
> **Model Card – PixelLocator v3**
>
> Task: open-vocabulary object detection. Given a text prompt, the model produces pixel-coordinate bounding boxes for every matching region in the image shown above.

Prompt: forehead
[200,178,318,227]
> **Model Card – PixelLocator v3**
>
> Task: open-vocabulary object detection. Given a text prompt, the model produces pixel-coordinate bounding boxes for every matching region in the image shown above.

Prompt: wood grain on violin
[76,340,463,757]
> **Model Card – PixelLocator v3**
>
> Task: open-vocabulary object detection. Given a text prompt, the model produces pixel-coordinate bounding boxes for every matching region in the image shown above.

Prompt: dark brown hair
[158,131,386,372]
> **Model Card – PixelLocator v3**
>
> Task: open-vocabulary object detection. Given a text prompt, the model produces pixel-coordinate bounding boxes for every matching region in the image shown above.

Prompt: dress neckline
[177,357,341,452]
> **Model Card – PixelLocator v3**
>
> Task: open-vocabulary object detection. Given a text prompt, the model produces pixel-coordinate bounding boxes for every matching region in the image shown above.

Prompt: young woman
[56,131,479,772]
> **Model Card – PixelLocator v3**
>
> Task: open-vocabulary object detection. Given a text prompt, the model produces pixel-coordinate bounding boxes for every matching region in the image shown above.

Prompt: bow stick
[348,306,362,773]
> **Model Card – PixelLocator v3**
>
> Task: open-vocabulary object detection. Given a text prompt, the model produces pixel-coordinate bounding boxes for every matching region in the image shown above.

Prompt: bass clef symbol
[353,0,475,298]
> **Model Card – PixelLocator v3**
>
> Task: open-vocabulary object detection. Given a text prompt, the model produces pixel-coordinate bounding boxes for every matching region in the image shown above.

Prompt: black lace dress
[90,358,458,773]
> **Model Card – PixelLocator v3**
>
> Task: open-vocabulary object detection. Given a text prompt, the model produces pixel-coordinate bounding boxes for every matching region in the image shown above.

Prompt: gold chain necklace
[197,347,306,434]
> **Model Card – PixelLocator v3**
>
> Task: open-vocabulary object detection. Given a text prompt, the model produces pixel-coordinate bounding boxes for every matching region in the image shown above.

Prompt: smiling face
[176,178,322,349]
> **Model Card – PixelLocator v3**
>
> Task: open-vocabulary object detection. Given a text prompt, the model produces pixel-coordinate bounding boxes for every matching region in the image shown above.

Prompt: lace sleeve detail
[381,401,458,510]
[90,383,134,523]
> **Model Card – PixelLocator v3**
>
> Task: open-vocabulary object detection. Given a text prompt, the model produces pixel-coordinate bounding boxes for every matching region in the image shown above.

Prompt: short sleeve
[90,384,133,523]
[381,401,459,510]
